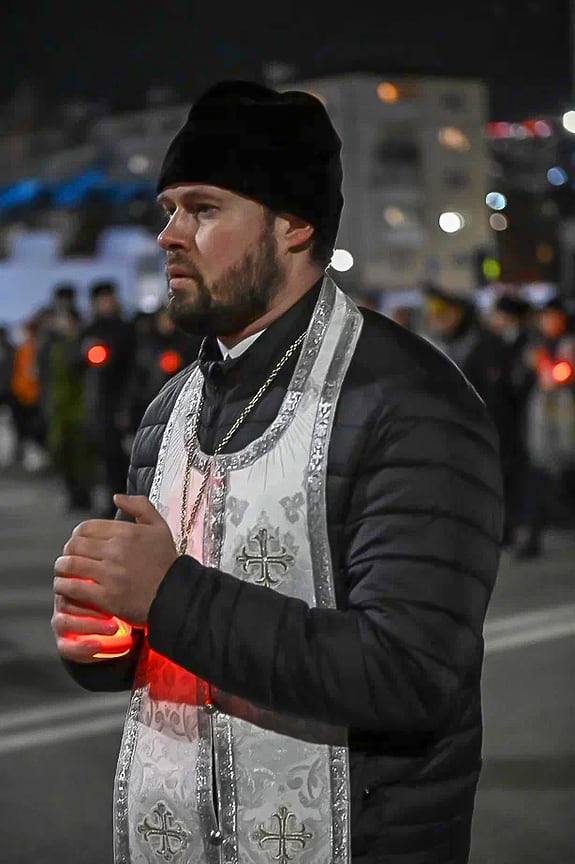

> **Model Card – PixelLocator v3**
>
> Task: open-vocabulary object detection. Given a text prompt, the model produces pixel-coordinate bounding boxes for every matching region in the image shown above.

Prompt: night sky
[1,0,571,121]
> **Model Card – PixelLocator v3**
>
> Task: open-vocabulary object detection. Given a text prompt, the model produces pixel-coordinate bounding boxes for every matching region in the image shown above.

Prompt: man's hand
[53,494,179,632]
[51,594,121,663]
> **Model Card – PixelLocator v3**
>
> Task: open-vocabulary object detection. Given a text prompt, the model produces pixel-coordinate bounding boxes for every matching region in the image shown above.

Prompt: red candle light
[67,617,133,659]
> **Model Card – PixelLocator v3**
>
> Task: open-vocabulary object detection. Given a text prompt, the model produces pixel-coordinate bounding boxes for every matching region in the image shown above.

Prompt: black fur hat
[157,81,343,251]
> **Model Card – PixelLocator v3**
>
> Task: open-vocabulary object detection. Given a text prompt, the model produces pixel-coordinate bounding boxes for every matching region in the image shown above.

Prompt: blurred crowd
[1,281,574,559]
[0,281,201,518]
[382,285,575,559]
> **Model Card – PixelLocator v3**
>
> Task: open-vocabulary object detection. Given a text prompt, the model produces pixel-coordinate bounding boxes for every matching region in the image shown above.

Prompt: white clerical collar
[217,329,266,360]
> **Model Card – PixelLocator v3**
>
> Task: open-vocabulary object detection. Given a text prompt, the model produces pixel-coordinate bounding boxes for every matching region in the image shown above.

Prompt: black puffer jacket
[66,286,503,863]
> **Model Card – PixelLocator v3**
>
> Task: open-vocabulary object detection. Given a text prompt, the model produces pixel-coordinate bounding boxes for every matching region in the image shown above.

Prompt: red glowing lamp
[67,617,133,659]
[159,349,182,374]
[86,343,110,366]
[552,361,573,384]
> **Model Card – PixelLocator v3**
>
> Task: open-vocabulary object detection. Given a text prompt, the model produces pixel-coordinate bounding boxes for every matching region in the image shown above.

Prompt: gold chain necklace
[177,330,307,555]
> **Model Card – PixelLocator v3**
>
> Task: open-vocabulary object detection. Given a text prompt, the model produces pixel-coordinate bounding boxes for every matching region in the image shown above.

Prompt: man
[488,295,535,548]
[131,305,202,427]
[422,282,507,416]
[36,284,80,424]
[52,82,503,864]
[45,304,93,511]
[522,297,575,556]
[81,281,135,517]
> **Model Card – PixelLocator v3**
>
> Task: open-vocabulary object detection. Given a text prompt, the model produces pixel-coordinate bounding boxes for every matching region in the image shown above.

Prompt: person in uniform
[52,82,503,864]
[81,281,136,517]
[488,295,536,549]
[521,297,575,556]
[422,282,507,421]
[131,305,202,428]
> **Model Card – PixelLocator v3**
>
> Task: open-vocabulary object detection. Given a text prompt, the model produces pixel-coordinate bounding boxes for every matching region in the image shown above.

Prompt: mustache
[165,255,202,279]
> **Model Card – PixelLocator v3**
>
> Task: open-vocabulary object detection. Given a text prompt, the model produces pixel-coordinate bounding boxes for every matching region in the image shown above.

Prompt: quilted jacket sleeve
[147,376,503,736]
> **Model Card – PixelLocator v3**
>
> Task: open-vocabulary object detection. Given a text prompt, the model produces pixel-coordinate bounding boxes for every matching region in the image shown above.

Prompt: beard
[166,221,284,337]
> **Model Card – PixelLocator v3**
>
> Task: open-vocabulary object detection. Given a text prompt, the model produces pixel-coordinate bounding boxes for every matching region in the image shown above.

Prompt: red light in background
[87,343,110,366]
[159,350,182,374]
[485,121,512,138]
[552,361,573,383]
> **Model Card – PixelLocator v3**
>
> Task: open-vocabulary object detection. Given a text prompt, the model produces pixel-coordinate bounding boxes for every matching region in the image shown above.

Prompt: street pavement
[0,467,573,864]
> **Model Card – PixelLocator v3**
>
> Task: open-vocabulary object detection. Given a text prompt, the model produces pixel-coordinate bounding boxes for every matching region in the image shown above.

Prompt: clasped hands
[52,494,179,663]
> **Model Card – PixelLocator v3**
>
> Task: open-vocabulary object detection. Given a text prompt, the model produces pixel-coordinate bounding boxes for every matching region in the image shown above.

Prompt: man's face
[157,184,284,337]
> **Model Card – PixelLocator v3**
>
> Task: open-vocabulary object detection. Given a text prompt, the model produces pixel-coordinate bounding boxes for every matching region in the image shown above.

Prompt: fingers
[113,494,159,525]
[54,594,111,618]
[54,554,102,581]
[55,636,109,664]
[52,610,119,639]
[71,519,134,540]
[53,572,104,609]
[63,535,109,561]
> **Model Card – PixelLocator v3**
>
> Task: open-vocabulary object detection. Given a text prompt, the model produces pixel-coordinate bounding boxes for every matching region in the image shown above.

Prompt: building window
[372,128,420,187]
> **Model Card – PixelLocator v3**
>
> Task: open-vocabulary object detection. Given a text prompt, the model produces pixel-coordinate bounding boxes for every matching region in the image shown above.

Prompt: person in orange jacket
[11,313,45,465]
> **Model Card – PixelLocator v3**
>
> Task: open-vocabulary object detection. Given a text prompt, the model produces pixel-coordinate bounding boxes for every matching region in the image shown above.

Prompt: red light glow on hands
[66,617,133,659]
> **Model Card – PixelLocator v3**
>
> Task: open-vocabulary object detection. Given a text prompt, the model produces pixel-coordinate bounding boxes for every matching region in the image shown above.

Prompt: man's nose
[157,213,192,251]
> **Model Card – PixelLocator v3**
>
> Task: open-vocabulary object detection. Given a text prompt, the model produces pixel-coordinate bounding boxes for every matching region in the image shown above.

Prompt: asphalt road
[0,468,574,864]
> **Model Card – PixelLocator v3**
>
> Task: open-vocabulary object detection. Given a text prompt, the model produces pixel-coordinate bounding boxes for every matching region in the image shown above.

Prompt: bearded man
[52,82,503,864]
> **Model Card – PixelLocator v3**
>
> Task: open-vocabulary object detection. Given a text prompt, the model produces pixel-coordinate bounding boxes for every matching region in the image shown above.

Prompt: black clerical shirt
[196,278,322,456]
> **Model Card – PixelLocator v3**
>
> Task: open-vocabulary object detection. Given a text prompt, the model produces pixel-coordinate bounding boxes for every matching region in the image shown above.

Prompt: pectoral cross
[236,528,294,588]
[253,806,313,864]
[137,802,190,861]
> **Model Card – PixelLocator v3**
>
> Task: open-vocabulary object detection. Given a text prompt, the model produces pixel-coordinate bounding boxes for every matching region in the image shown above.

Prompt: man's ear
[276,212,315,253]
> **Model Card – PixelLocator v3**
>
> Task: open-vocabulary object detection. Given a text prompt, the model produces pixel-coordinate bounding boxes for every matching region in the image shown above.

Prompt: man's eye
[196,205,216,216]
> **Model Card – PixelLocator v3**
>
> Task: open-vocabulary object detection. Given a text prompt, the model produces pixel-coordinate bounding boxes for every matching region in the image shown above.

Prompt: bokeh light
[437,127,471,151]
[438,212,465,233]
[547,167,567,186]
[384,206,406,227]
[377,82,399,103]
[552,361,572,383]
[489,213,509,231]
[330,249,354,271]
[482,257,501,280]
[486,192,507,211]
[128,154,150,175]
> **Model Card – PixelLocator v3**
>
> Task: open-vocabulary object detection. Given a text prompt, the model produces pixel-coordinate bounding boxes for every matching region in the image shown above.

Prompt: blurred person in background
[488,295,536,548]
[54,81,502,864]
[36,283,82,430]
[0,324,15,414]
[10,312,46,467]
[131,306,202,429]
[81,281,135,518]
[520,297,575,557]
[387,305,413,330]
[46,306,93,512]
[422,282,507,428]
